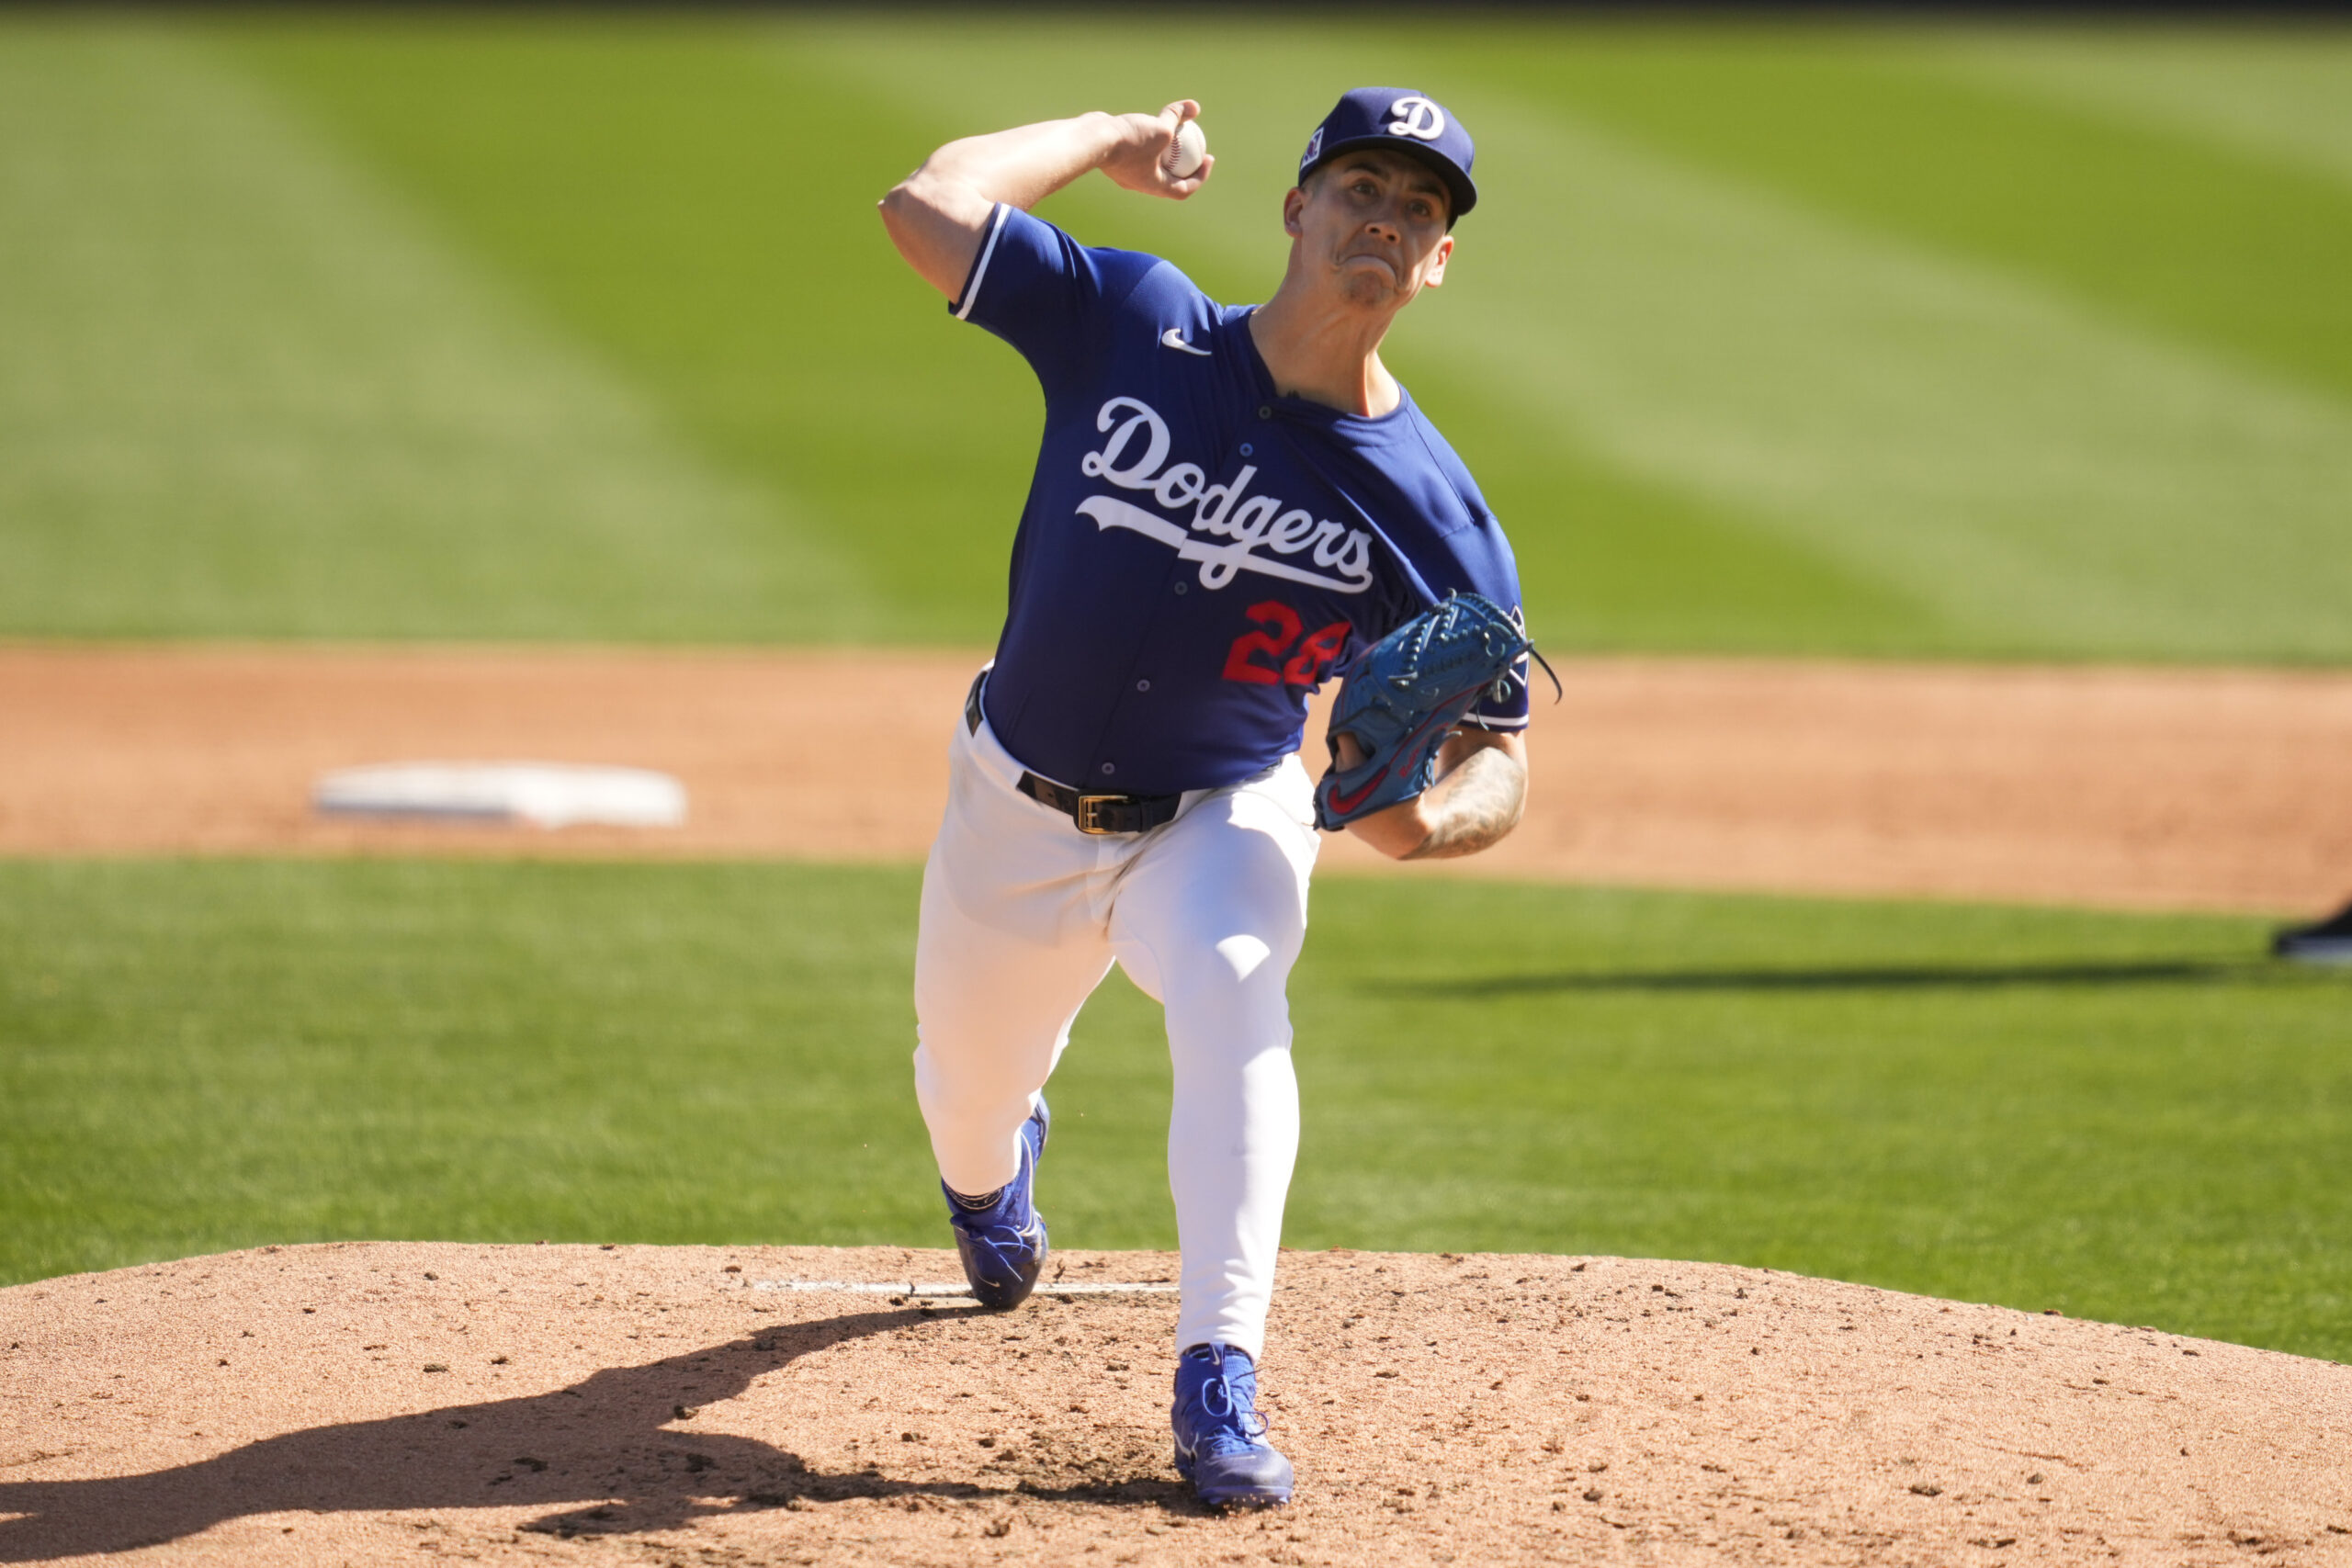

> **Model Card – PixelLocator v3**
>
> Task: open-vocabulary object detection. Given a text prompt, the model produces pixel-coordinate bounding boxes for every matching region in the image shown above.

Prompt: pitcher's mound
[2,1245,2345,1564]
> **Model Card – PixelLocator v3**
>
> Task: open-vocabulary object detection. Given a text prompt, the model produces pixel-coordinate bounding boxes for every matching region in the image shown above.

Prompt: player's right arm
[878,102,1214,299]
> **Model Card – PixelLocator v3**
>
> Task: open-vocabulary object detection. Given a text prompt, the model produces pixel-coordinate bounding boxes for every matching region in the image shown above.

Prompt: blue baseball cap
[1296,87,1477,223]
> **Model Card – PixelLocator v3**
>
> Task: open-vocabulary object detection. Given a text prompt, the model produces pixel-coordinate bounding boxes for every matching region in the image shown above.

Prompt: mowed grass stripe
[0,20,866,641]
[220,18,1035,644]
[4,859,2346,1362]
[1471,25,2352,405]
[1944,29,2352,200]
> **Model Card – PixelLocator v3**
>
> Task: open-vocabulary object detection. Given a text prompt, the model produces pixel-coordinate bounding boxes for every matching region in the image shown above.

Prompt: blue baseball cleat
[943,1098,1049,1311]
[1171,1342,1294,1506]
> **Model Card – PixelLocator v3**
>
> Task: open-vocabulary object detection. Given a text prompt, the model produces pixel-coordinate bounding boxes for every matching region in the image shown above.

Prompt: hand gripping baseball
[1314,592,1552,833]
[1102,101,1214,199]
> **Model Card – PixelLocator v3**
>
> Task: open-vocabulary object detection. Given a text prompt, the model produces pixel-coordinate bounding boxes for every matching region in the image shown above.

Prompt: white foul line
[749,1279,1178,1298]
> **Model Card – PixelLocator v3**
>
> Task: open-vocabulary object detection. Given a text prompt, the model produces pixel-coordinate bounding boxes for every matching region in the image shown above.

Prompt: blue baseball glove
[1313,591,1543,832]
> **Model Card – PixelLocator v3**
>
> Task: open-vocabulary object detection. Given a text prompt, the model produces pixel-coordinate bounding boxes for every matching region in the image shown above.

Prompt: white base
[312,761,686,829]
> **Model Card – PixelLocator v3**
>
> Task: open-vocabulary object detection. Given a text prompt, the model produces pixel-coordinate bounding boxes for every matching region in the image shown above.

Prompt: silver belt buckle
[1074,794,1124,835]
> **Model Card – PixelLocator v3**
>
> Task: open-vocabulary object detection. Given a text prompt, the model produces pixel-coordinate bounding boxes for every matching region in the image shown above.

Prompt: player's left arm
[1337,728,1528,862]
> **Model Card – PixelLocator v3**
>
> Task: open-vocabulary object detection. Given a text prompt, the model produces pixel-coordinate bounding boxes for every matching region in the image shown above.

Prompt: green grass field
[5,15,2349,1359]
[5,861,2346,1360]
[4,13,2348,657]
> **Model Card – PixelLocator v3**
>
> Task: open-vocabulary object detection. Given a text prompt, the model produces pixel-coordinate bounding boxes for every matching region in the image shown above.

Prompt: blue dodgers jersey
[955,204,1529,797]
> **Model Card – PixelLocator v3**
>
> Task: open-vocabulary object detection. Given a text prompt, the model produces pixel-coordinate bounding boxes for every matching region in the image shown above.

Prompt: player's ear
[1422,232,1453,288]
[1282,185,1307,236]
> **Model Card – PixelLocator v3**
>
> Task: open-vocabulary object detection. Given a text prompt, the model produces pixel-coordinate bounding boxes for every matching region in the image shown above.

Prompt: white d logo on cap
[1386,96,1445,141]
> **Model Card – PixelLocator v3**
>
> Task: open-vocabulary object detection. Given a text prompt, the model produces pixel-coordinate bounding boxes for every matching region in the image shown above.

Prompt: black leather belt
[1015,773,1182,836]
[965,670,1182,837]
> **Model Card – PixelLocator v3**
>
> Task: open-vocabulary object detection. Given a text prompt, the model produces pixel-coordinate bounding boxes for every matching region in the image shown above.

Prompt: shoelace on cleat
[956,1209,1040,1265]
[1186,1362,1272,1454]
[965,1215,1039,1249]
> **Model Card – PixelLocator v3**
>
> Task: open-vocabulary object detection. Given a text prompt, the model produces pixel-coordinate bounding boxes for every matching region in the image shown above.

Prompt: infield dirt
[7,645,2352,912]
[4,1244,2347,1565]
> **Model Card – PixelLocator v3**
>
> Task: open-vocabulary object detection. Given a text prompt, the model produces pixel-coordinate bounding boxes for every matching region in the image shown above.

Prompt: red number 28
[1223,600,1350,687]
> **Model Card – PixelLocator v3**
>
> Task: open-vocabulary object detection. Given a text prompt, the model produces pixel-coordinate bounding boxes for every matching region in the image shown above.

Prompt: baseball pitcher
[879,86,1532,1507]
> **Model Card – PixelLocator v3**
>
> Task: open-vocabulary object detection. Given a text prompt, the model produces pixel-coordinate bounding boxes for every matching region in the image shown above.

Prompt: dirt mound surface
[8,645,2352,913]
[2,1244,2346,1565]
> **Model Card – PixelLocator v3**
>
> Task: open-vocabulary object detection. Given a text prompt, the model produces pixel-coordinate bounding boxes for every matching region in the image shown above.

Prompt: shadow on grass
[1391,957,2281,998]
[0,1305,1192,1561]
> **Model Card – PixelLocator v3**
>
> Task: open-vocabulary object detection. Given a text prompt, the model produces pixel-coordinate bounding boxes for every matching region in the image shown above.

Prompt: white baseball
[1163,119,1207,180]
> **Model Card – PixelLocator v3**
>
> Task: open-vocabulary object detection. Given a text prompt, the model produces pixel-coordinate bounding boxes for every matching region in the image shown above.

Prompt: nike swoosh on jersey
[1159,327,1212,357]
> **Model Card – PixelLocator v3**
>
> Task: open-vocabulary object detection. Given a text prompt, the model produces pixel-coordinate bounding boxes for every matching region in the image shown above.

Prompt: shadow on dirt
[0,1303,1188,1560]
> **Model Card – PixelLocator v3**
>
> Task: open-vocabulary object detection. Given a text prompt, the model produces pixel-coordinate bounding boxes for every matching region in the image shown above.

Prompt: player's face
[1284,152,1454,311]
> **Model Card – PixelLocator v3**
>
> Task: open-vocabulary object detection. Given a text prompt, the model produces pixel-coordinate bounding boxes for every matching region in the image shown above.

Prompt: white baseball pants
[911,682,1320,1360]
